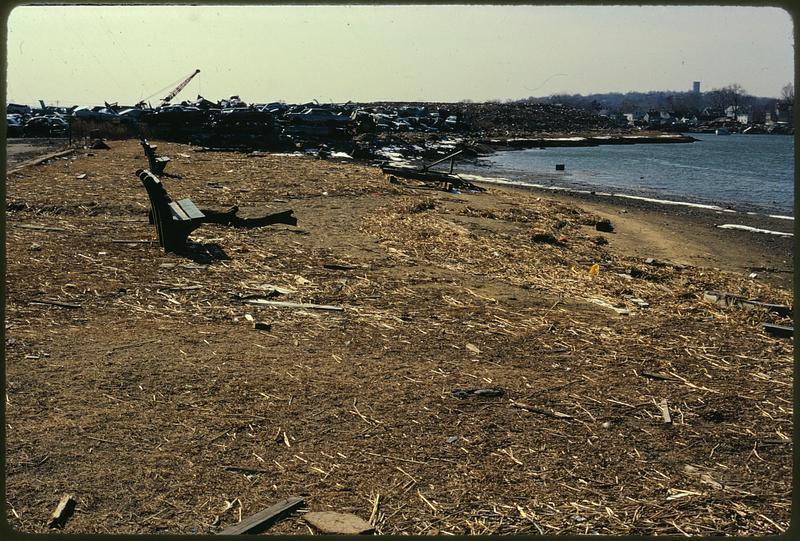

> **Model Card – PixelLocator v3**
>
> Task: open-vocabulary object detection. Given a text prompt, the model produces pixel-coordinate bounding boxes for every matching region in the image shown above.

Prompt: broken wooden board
[323,263,361,271]
[8,148,76,174]
[683,465,724,489]
[587,297,630,315]
[658,399,672,424]
[640,371,679,382]
[244,299,344,312]
[48,494,76,529]
[763,323,793,339]
[216,497,304,535]
[704,291,792,317]
[30,299,82,309]
[303,511,375,535]
[11,223,69,232]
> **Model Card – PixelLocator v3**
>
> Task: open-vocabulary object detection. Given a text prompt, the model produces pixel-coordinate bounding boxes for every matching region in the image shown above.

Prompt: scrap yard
[4,134,793,535]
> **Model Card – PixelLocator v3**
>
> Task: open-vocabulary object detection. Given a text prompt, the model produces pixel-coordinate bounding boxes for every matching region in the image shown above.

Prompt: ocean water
[468,134,794,215]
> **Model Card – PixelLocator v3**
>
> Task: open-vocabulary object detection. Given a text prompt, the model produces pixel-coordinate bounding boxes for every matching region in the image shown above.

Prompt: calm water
[470,134,794,215]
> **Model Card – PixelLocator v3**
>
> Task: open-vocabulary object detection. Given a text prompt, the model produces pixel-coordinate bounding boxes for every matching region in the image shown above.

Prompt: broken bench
[137,168,205,253]
[140,138,171,175]
[137,168,299,253]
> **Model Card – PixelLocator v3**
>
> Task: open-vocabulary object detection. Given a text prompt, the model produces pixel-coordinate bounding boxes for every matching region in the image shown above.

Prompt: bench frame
[137,168,205,253]
[140,138,171,175]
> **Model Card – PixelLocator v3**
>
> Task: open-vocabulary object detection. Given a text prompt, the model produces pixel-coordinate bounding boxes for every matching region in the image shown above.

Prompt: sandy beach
[4,139,793,535]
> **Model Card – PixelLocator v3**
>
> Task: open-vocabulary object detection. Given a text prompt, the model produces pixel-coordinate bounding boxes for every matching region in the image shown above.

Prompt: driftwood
[30,299,82,309]
[244,299,343,312]
[11,223,69,232]
[7,148,76,175]
[201,207,298,228]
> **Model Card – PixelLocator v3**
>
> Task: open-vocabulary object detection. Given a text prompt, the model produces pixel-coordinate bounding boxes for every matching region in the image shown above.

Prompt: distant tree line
[509,83,793,118]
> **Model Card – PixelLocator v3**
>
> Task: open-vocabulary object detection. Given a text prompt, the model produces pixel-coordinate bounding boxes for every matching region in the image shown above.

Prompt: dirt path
[5,138,71,167]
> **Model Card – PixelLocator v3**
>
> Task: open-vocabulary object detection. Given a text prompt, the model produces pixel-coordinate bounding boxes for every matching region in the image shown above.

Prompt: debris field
[4,139,792,535]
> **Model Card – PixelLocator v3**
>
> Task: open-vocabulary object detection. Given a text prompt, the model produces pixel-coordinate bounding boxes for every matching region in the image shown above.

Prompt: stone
[303,511,374,535]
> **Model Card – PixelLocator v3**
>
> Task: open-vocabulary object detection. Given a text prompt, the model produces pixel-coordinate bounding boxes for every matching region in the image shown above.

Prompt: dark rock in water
[595,219,615,233]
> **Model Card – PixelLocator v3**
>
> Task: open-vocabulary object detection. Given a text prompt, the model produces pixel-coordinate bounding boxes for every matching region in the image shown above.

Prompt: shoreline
[459,172,795,224]
[469,176,794,290]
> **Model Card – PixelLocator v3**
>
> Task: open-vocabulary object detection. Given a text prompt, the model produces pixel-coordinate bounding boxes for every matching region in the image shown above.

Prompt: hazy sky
[5,4,795,106]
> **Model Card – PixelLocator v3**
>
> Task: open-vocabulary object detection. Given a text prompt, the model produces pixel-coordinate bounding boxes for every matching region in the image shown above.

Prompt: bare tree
[711,84,749,117]
[780,83,794,103]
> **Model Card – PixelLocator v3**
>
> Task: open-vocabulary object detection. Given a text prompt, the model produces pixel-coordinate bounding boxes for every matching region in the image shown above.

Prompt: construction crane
[159,69,200,107]
[136,69,200,108]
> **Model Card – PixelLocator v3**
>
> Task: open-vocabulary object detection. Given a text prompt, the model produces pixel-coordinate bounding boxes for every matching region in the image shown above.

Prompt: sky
[4,4,795,107]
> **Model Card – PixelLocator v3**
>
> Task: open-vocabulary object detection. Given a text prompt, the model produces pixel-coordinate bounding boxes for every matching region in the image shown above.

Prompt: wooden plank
[217,497,304,535]
[763,323,793,338]
[30,299,82,309]
[705,291,792,317]
[11,223,68,232]
[8,148,76,174]
[176,198,205,220]
[659,399,672,424]
[169,201,191,222]
[48,494,76,529]
[245,299,344,312]
[640,371,678,381]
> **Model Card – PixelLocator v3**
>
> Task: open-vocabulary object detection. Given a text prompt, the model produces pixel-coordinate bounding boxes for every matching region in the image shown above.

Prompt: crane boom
[159,69,200,107]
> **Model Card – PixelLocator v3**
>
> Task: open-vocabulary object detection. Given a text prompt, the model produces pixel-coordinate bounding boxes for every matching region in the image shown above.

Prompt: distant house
[701,107,725,120]
[623,112,646,125]
[644,110,672,125]
[724,105,746,118]
[736,112,752,125]
[776,102,793,124]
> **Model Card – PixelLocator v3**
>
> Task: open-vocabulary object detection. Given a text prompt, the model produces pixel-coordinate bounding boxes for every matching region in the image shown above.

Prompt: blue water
[471,134,794,215]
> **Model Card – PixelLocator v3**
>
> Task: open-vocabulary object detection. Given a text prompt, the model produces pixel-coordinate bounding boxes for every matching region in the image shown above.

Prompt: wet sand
[473,180,794,290]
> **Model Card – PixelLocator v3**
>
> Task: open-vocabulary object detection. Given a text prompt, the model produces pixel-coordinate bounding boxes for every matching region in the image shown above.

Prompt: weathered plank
[763,323,793,339]
[48,494,76,529]
[11,223,68,232]
[8,148,76,174]
[244,299,344,312]
[659,399,672,424]
[217,497,304,535]
[30,299,82,309]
